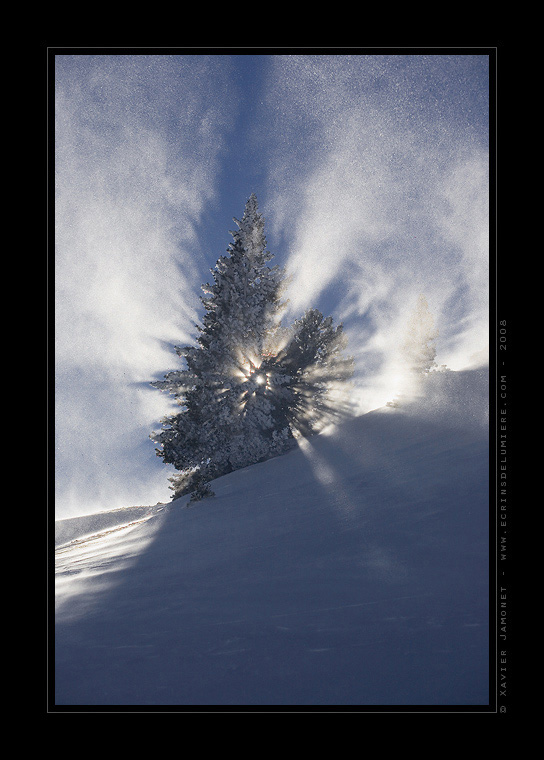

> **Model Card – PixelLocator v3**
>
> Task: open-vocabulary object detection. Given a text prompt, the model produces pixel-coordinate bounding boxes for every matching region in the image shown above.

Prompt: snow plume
[55,55,235,517]
[262,55,489,412]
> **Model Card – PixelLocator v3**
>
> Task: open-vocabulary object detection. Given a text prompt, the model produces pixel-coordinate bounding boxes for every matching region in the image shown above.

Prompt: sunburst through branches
[150,194,353,502]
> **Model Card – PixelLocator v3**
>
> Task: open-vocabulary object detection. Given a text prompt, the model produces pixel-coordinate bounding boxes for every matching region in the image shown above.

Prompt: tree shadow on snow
[54,407,490,709]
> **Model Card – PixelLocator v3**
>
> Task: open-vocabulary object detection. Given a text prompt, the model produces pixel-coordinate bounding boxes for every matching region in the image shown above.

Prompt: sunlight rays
[296,435,360,522]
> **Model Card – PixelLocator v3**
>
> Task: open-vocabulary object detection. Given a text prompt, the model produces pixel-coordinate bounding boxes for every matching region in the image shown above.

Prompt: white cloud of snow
[261,55,489,412]
[55,55,235,516]
[54,53,490,516]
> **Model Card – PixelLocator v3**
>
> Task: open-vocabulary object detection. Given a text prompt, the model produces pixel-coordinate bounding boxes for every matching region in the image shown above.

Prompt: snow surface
[54,368,490,707]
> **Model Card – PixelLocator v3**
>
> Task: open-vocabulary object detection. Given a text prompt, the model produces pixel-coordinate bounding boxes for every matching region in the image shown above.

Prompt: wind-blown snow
[54,369,489,707]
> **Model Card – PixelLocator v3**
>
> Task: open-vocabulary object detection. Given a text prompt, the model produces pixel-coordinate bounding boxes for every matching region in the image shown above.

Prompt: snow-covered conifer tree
[402,294,439,374]
[151,194,353,501]
[261,309,354,437]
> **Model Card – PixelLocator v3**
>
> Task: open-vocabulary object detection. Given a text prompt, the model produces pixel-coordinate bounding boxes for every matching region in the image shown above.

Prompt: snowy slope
[54,368,490,707]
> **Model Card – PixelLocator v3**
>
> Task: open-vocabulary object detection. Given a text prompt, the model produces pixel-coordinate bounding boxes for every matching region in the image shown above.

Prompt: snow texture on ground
[55,369,489,707]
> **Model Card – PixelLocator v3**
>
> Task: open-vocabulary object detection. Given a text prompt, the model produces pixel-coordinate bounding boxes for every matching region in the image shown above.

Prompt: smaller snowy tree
[262,309,354,438]
[402,294,440,375]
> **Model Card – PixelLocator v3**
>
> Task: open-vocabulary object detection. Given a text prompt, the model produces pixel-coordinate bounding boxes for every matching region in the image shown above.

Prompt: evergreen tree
[261,309,353,438]
[150,194,353,501]
[402,294,439,374]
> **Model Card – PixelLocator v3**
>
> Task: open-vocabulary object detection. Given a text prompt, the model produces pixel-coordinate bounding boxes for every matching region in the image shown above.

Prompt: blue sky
[54,52,491,517]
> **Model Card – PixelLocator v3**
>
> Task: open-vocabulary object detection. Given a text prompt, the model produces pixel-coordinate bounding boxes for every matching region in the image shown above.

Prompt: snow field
[55,369,489,707]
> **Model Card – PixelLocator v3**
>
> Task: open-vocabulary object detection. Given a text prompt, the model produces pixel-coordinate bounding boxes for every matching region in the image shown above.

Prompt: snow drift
[54,368,489,707]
